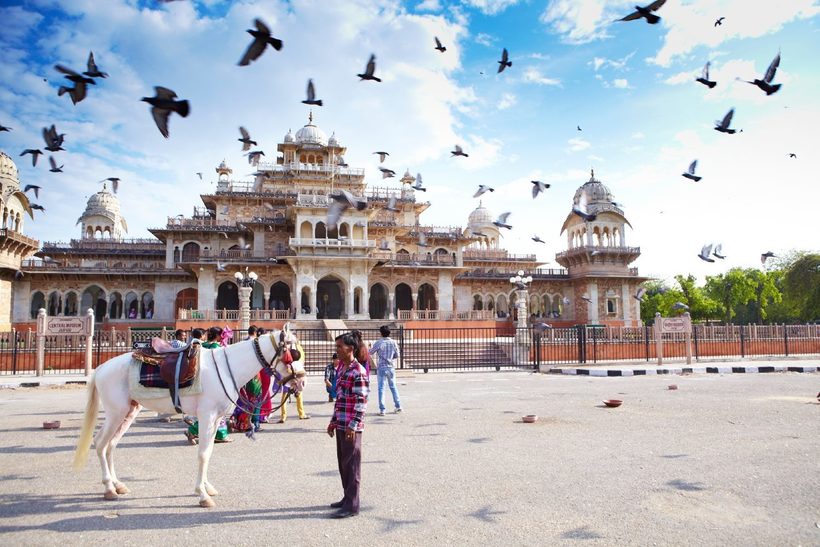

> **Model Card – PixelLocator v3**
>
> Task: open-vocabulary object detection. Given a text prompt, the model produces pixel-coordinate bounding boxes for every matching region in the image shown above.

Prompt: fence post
[11,328,18,374]
[36,308,46,376]
[654,313,663,366]
[740,326,745,358]
[126,327,132,350]
[692,324,699,360]
[577,324,586,364]
[783,325,789,357]
[534,333,541,371]
[398,325,405,369]
[644,325,650,362]
[84,308,95,376]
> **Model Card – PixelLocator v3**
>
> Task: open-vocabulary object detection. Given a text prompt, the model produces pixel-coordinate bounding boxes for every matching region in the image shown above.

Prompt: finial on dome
[102,182,107,191]
[590,168,595,180]
[308,110,313,124]
[478,200,483,207]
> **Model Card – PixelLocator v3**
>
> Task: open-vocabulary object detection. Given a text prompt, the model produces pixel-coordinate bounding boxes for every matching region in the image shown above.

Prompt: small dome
[284,129,294,143]
[294,122,327,145]
[0,150,20,186]
[468,202,494,228]
[572,169,614,207]
[327,132,338,146]
[82,184,122,219]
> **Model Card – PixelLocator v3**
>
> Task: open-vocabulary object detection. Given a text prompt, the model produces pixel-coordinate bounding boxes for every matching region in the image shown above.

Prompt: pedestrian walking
[369,325,402,416]
[325,352,338,402]
[327,332,369,519]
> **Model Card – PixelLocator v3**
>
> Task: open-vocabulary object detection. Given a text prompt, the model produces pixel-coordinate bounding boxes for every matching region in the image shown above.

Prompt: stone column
[35,308,46,376]
[346,286,354,320]
[388,292,395,320]
[239,286,252,331]
[588,283,599,323]
[197,268,216,311]
[309,287,317,318]
[84,307,95,376]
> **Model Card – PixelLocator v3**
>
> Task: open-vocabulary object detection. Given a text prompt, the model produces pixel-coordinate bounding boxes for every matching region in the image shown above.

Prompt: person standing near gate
[369,325,402,416]
[327,332,369,519]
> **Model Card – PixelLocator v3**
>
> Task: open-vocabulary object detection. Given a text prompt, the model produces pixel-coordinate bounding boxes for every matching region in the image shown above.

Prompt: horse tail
[73,371,98,471]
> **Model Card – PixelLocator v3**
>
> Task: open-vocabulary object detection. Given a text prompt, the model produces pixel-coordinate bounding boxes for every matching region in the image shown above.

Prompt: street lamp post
[234,268,258,332]
[509,270,533,349]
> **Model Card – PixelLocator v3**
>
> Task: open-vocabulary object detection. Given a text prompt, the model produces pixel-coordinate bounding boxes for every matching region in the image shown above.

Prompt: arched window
[109,292,123,319]
[181,242,200,262]
[63,292,78,316]
[30,291,45,319]
[418,283,437,311]
[140,292,154,319]
[47,291,62,316]
[315,222,327,238]
[473,294,483,311]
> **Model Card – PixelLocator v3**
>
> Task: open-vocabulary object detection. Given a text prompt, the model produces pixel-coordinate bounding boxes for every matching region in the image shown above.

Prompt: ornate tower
[0,151,40,329]
[77,183,128,240]
[555,170,644,326]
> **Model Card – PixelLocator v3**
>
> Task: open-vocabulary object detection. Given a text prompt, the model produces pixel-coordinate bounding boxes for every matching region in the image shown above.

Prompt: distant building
[1,114,645,329]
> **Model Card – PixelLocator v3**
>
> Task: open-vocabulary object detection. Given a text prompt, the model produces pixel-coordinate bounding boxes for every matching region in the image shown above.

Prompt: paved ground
[0,370,817,546]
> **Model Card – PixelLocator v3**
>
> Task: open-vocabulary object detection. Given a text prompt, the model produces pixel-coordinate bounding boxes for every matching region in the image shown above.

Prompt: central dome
[468,202,494,229]
[572,169,614,207]
[294,113,327,145]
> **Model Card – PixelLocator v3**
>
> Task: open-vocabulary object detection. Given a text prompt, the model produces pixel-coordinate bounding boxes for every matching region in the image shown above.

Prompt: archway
[30,291,45,319]
[369,283,388,319]
[124,291,138,319]
[418,283,437,311]
[109,292,123,319]
[175,288,198,315]
[269,282,291,311]
[181,242,200,262]
[141,292,154,319]
[395,283,412,312]
[47,291,61,316]
[300,287,311,315]
[64,292,78,316]
[81,285,106,322]
[317,275,344,319]
[353,287,363,315]
[216,281,239,310]
[250,283,264,310]
[473,294,483,311]
[315,222,327,239]
[496,294,508,317]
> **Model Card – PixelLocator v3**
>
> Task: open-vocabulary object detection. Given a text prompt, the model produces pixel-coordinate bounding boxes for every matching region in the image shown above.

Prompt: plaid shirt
[369,337,399,369]
[330,358,369,432]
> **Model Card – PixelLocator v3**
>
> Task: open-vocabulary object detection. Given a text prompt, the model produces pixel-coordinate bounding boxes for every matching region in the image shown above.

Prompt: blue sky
[1,0,818,283]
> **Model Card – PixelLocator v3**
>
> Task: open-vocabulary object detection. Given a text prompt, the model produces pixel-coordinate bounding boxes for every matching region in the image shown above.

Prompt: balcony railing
[381,253,457,266]
[161,218,244,231]
[459,267,569,279]
[289,237,375,249]
[21,259,176,272]
[463,250,538,261]
[555,245,641,260]
[177,309,292,321]
[397,310,495,321]
[41,238,163,251]
[0,228,39,248]
[256,161,365,177]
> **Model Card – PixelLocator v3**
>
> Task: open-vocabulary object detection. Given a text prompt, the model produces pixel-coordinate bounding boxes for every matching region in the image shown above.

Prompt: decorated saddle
[132,338,200,411]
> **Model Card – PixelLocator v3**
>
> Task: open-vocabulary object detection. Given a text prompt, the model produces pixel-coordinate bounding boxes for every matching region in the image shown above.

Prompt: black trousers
[336,430,362,513]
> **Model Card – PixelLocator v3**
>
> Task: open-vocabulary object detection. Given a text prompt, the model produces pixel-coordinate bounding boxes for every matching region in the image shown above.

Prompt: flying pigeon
[237,236,251,250]
[788,153,796,158]
[238,18,283,66]
[531,180,550,198]
[533,322,552,333]
[745,52,781,95]
[696,61,716,88]
[83,51,108,78]
[577,125,582,131]
[337,157,349,168]
[434,37,446,53]
[418,231,429,248]
[473,185,494,198]
[493,212,512,230]
[379,167,396,179]
[238,126,256,151]
[634,287,647,301]
[497,48,511,73]
[572,189,596,222]
[246,150,265,165]
[413,173,426,192]
[57,80,88,105]
[141,86,190,138]
[48,156,63,173]
[30,204,46,213]
[358,54,381,82]
[760,251,776,264]
[100,177,121,193]
[672,301,689,312]
[714,108,736,134]
[384,195,400,212]
[0,124,11,132]
[580,296,592,304]
[327,189,367,225]
[714,17,725,27]
[697,244,715,262]
[302,79,323,106]
[712,244,726,259]
[379,240,390,250]
[24,185,41,198]
[20,149,43,167]
[373,151,389,163]
[55,64,96,86]
[196,172,203,180]
[682,160,701,181]
[532,235,546,244]
[451,144,468,157]
[617,0,667,25]
[42,125,65,153]
[216,262,226,272]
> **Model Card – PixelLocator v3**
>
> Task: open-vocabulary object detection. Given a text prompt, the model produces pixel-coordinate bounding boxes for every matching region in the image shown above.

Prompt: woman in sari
[185,326,232,444]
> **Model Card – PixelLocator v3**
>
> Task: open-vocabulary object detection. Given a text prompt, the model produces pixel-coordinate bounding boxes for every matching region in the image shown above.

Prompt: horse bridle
[212,329,299,419]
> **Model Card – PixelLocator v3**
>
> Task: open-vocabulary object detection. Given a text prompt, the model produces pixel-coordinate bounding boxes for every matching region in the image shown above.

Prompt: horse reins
[211,331,297,418]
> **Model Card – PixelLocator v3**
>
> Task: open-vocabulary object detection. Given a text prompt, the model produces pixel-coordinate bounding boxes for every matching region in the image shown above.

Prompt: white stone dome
[294,121,327,145]
[572,169,614,207]
[283,129,294,143]
[0,150,20,187]
[468,202,494,229]
[82,184,122,220]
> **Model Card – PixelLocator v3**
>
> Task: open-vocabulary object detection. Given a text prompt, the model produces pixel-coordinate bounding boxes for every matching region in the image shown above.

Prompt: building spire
[308,110,313,124]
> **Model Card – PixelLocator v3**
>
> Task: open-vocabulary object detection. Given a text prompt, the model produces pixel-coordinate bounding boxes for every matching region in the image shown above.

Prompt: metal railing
[177,309,291,321]
[463,250,538,261]
[397,310,495,320]
[288,237,375,248]
[256,161,365,177]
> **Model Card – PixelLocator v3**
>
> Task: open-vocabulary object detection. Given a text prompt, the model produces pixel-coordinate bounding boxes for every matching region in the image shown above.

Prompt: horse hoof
[205,486,218,497]
[103,491,118,501]
[115,483,130,495]
[199,498,216,508]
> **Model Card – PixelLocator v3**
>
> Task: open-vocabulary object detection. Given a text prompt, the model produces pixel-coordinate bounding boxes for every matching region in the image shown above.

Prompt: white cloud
[462,0,522,15]
[590,51,635,72]
[540,0,627,44]
[567,137,591,152]
[416,0,442,11]
[611,78,630,88]
[474,32,496,46]
[522,68,561,86]
[452,135,504,170]
[650,0,820,67]
[497,92,517,110]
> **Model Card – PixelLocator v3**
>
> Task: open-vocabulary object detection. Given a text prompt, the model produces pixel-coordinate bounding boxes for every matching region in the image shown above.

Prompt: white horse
[73,323,305,508]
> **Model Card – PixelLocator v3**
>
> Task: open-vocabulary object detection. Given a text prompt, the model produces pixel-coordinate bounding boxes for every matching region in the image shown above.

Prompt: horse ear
[283,322,291,335]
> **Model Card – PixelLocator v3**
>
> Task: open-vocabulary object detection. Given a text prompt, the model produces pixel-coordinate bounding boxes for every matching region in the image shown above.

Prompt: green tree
[704,269,756,324]
[782,253,820,321]
[672,274,719,321]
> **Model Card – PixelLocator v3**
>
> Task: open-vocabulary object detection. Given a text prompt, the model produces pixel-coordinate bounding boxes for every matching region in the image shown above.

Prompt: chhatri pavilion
[0,114,645,331]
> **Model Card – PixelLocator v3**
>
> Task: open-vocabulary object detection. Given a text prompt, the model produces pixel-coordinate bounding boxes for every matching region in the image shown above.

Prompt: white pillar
[239,286,252,331]
[346,286,354,319]
[588,283,599,323]
[388,292,395,320]
[84,307,95,376]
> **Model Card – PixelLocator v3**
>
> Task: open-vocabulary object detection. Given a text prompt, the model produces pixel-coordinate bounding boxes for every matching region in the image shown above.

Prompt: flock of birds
[0,3,793,287]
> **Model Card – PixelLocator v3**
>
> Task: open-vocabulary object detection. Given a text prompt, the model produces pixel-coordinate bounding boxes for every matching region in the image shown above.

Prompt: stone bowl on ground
[668,384,678,390]
[521,415,538,423]
[602,400,623,408]
[42,420,61,430]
